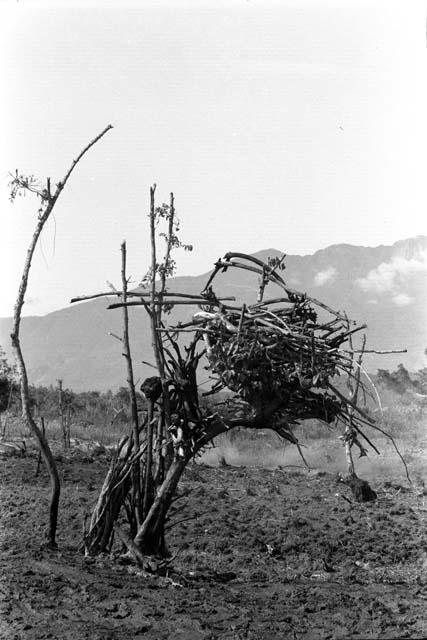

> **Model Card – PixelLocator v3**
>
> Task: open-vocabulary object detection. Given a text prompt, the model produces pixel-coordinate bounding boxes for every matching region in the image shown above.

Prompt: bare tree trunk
[35,417,45,477]
[10,211,63,546]
[134,414,231,555]
[10,125,112,547]
[135,454,189,554]
[11,331,61,546]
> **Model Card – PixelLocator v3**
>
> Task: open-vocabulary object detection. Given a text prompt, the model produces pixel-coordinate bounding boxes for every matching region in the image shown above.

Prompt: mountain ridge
[1,236,426,391]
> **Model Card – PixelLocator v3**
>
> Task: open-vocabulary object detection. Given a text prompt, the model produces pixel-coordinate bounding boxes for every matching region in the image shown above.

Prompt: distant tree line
[0,346,147,429]
[376,364,427,396]
[2,346,426,432]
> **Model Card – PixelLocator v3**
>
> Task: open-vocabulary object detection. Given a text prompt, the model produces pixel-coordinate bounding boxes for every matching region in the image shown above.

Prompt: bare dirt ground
[0,447,426,640]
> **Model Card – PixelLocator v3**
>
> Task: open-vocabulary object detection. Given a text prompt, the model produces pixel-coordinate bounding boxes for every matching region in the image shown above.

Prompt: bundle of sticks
[72,251,401,459]
[166,252,380,447]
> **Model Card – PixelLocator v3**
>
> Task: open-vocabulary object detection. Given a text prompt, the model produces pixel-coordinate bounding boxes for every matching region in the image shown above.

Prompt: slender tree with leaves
[9,125,113,546]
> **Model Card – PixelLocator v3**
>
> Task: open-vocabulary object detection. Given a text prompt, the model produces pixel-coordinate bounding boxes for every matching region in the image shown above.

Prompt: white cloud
[356,251,427,293]
[392,293,414,307]
[314,266,337,286]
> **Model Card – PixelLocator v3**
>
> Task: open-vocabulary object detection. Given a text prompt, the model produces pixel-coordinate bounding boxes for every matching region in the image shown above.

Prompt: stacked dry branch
[168,252,377,449]
[83,435,147,555]
[75,214,400,561]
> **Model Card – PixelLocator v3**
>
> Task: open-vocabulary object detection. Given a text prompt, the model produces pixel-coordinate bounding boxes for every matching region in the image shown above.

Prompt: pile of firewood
[73,248,407,559]
[168,252,368,437]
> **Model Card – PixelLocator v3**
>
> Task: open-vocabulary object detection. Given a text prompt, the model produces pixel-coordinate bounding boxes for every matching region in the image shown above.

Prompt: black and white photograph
[0,1,426,638]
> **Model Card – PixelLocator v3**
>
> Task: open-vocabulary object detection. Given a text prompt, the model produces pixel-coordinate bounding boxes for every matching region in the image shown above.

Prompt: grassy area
[1,415,130,447]
[2,385,426,484]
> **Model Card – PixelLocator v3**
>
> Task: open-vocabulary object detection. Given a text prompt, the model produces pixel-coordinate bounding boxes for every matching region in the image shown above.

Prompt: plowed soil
[0,450,426,639]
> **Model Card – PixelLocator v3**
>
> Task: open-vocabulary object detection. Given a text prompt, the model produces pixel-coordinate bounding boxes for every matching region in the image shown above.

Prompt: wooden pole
[120,241,142,526]
[156,193,175,478]
[344,313,367,477]
[143,185,158,520]
[70,291,236,304]
[143,189,174,520]
[57,380,66,449]
[35,417,45,477]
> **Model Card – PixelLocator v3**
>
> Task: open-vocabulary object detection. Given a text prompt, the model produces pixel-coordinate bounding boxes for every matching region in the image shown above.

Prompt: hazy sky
[1,0,426,317]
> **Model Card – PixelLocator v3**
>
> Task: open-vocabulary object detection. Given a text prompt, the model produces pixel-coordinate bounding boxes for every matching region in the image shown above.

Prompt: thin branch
[346,349,407,354]
[107,299,230,310]
[120,241,140,450]
[59,124,113,192]
[165,509,211,532]
[109,332,123,343]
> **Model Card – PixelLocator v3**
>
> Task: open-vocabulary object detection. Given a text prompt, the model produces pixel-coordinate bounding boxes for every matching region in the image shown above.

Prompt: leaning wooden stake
[10,124,113,546]
[35,417,45,477]
[57,379,68,450]
[345,359,359,474]
[344,318,368,478]
[120,241,142,527]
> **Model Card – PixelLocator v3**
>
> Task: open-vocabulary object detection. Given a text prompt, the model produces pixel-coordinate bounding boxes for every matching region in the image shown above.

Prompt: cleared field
[0,443,426,640]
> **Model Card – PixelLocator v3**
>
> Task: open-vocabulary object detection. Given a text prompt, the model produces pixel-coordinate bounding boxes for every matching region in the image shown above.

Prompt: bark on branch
[10,124,112,546]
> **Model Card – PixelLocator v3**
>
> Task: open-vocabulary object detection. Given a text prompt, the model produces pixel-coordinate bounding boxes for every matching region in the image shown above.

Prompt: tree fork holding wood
[9,124,113,547]
[79,186,195,558]
[77,190,406,565]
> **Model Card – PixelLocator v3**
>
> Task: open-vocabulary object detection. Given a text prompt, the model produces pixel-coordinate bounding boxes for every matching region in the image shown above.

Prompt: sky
[1,0,426,317]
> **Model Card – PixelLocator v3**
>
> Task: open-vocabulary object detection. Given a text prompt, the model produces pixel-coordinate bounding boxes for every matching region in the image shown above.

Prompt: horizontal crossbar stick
[70,291,121,303]
[70,291,235,303]
[135,292,235,300]
[345,348,407,354]
[107,299,228,310]
[156,327,214,333]
[250,297,293,307]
